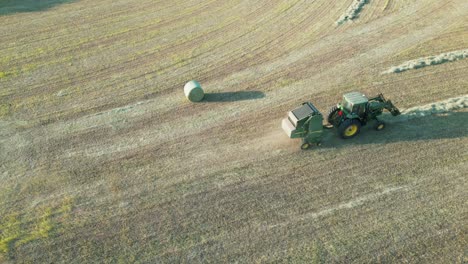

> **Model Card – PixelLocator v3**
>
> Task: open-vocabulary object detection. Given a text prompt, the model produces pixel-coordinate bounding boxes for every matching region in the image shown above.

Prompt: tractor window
[342,99,352,111]
[353,104,365,115]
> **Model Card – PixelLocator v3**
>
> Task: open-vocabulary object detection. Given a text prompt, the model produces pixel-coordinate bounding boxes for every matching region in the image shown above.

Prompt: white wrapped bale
[184,80,204,102]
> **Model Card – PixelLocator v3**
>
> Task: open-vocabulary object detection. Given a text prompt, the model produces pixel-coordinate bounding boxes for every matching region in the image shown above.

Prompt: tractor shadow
[203,91,265,102]
[319,110,468,148]
[0,0,76,15]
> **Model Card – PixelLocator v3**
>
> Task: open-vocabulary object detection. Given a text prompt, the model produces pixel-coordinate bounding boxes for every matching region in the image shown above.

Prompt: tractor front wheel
[338,119,361,139]
[375,121,385,131]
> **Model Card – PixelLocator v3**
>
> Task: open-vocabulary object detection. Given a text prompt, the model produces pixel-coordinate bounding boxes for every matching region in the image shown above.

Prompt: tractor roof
[344,92,368,105]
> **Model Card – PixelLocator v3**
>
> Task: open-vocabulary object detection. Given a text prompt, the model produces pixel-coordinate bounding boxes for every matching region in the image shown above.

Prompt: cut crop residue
[336,0,369,25]
[382,95,468,123]
[384,49,468,74]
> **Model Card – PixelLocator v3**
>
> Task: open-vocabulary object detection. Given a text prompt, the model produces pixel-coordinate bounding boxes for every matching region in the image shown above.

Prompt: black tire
[374,121,385,131]
[338,119,361,139]
[327,106,340,125]
[300,142,311,150]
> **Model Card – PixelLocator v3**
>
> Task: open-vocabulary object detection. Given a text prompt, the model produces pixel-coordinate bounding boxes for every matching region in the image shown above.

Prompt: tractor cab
[341,92,368,115]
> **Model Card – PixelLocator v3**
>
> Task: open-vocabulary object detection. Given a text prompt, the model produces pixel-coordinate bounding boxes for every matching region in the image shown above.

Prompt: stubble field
[1,0,467,263]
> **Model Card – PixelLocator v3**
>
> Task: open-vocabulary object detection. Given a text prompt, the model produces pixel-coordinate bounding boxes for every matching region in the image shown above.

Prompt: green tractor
[327,92,401,139]
[282,92,400,149]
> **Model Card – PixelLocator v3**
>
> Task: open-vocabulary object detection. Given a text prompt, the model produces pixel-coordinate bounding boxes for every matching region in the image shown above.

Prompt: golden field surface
[1,0,467,262]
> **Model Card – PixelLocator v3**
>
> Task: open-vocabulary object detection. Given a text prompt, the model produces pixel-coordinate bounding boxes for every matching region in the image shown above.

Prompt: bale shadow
[0,0,76,15]
[203,91,265,103]
[319,111,468,149]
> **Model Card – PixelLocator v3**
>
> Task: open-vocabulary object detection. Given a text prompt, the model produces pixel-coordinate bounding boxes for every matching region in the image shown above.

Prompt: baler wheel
[301,142,311,150]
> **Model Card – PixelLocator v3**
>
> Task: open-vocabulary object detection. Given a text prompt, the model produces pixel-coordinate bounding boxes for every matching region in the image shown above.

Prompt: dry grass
[1,0,467,263]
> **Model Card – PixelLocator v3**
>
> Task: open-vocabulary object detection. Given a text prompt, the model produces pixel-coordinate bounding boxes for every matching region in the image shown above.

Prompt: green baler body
[282,102,323,144]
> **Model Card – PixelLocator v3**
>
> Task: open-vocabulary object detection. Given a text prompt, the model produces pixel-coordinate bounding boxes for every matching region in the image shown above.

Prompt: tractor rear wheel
[375,121,385,131]
[338,119,361,139]
[327,106,340,125]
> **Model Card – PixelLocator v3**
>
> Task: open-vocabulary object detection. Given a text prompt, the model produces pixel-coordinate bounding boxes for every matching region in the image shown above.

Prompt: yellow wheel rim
[344,124,358,136]
[301,143,310,149]
[378,124,384,130]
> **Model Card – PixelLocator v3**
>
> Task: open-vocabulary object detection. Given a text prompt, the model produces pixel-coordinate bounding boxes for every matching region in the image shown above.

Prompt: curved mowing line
[384,49,468,74]
[336,0,370,25]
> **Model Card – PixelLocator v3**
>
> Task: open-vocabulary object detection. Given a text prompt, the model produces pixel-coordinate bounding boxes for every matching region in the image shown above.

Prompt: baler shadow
[0,0,76,15]
[203,91,265,102]
[319,111,468,148]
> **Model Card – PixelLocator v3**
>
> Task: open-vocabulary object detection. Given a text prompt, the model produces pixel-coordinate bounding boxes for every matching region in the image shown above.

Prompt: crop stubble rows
[1,0,467,262]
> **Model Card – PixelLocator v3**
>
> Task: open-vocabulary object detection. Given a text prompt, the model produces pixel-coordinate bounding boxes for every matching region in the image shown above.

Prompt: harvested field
[1,0,467,263]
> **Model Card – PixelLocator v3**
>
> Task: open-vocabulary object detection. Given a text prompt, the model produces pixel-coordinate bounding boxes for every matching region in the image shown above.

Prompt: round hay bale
[184,80,204,102]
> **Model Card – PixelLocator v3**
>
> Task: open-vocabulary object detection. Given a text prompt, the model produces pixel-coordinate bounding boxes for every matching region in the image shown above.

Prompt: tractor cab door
[353,104,366,116]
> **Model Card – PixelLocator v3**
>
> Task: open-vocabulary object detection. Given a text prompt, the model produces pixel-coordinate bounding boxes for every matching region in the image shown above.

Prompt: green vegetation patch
[0,197,74,259]
[0,104,11,117]
[0,213,21,255]
[0,68,19,79]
